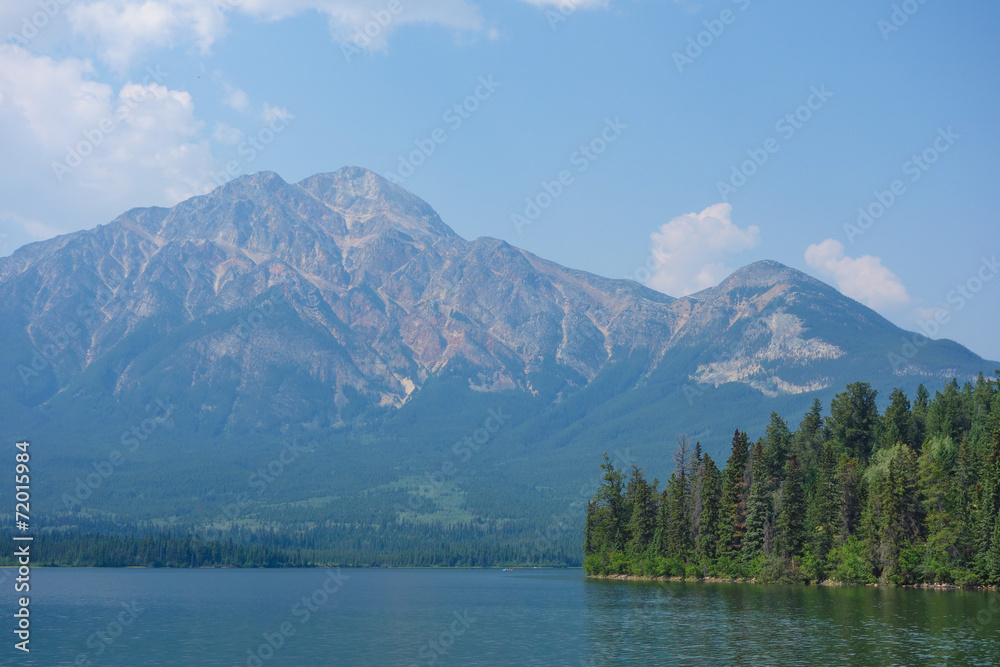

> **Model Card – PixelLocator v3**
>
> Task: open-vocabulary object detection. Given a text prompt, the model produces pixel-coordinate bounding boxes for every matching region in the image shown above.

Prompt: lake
[2,568,998,665]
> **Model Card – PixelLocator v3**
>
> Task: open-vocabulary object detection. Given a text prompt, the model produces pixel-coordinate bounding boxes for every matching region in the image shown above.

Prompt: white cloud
[645,203,760,296]
[261,102,293,123]
[804,238,911,311]
[517,0,608,8]
[67,1,206,72]
[226,88,250,112]
[211,71,251,112]
[64,0,488,68]
[213,122,244,145]
[0,44,216,247]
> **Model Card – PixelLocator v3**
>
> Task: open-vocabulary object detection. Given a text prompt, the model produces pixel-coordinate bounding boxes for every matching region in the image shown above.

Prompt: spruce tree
[829,382,879,461]
[663,473,692,559]
[695,455,723,560]
[837,455,863,541]
[775,454,806,560]
[763,411,791,484]
[881,388,916,449]
[794,398,826,472]
[719,430,750,559]
[807,442,839,578]
[625,466,656,558]
[743,441,772,562]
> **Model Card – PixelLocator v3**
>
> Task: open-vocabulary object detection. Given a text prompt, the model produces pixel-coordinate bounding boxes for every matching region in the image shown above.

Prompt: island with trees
[584,376,1000,587]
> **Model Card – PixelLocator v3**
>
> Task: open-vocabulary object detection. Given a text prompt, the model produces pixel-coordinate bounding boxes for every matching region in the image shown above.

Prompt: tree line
[0,517,578,568]
[584,375,1000,586]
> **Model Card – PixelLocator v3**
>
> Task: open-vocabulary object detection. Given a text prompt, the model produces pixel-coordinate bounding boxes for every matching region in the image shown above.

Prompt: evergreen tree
[594,453,627,552]
[793,398,826,472]
[881,388,916,450]
[829,382,879,461]
[662,473,692,559]
[695,455,723,560]
[862,443,920,583]
[913,383,930,446]
[719,430,750,559]
[743,441,772,562]
[807,442,839,578]
[918,435,959,580]
[763,412,791,484]
[581,377,1000,586]
[926,379,966,444]
[837,455,863,541]
[775,454,806,560]
[625,466,657,557]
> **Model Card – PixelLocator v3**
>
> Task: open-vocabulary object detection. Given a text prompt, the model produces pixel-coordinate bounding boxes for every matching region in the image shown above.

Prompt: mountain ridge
[1,167,995,531]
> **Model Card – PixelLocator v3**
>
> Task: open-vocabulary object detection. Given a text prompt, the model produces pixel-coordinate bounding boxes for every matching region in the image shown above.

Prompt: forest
[0,516,572,568]
[584,375,1000,586]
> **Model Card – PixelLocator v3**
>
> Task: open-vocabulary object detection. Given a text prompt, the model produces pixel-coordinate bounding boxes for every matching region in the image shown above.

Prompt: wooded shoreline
[586,572,1000,591]
[583,377,1000,588]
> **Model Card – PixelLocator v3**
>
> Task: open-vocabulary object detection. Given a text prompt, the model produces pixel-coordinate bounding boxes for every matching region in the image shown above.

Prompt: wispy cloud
[645,203,760,296]
[64,0,489,69]
[805,238,911,311]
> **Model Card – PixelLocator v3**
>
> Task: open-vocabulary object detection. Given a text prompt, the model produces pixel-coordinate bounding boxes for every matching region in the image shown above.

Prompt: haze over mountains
[1,167,993,545]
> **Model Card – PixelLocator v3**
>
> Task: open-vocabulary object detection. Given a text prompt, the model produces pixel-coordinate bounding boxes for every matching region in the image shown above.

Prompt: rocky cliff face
[0,167,990,434]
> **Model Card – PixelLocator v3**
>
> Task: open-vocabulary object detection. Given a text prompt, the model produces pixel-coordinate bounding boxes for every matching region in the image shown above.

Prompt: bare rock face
[0,168,990,432]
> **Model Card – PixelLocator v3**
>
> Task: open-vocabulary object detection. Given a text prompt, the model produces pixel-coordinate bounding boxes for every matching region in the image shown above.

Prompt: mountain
[1,167,994,560]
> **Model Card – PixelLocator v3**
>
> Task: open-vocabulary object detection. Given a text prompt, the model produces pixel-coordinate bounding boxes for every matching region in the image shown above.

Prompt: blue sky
[1,0,998,361]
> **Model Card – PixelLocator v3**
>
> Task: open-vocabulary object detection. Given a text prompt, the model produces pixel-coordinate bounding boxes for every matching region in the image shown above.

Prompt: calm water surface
[2,568,998,665]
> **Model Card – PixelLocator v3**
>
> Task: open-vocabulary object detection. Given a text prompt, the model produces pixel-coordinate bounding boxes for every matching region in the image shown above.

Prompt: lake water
[2,568,998,665]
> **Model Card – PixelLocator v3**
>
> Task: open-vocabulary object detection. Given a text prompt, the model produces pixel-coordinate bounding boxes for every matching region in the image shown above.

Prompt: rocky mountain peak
[297,167,458,241]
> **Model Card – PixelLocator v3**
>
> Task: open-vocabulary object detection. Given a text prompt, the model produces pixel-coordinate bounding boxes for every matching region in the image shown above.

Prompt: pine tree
[975,424,1000,583]
[775,454,806,560]
[743,441,772,562]
[719,430,750,559]
[829,382,879,461]
[663,473,692,559]
[837,455,863,541]
[793,398,826,472]
[807,442,839,578]
[695,455,723,560]
[926,379,966,444]
[863,443,920,583]
[918,435,959,580]
[881,388,916,450]
[913,383,930,446]
[625,466,657,558]
[594,453,627,552]
[763,412,791,485]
